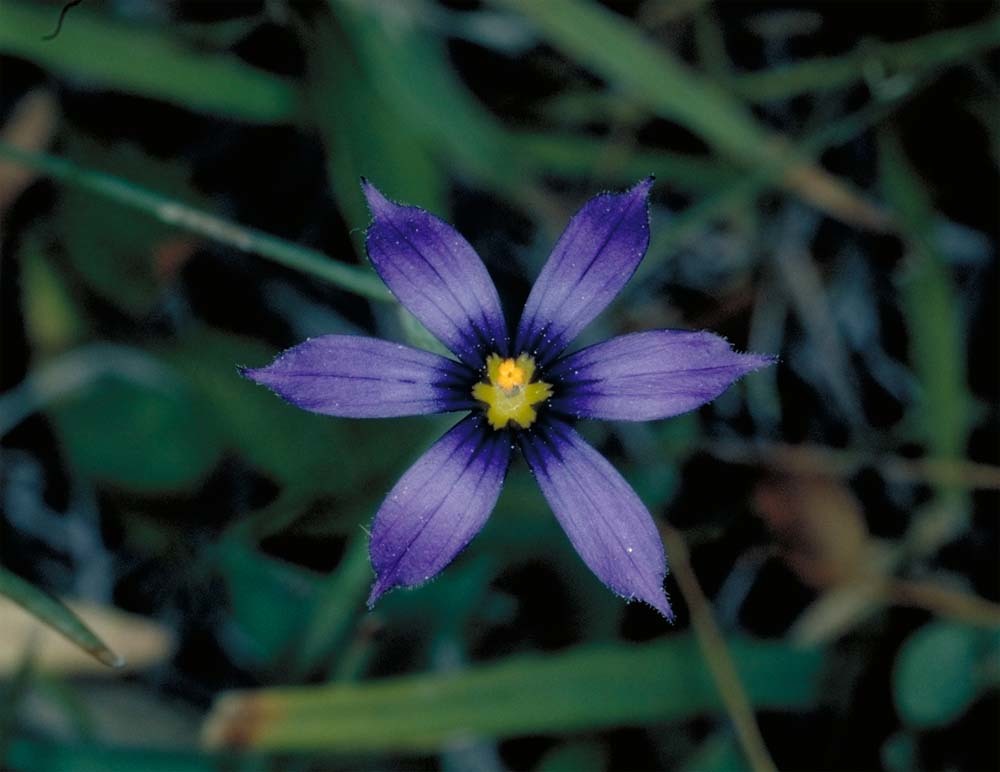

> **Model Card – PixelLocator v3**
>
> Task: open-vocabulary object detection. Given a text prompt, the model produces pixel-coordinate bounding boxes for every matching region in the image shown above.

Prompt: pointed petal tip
[621,176,654,206]
[642,591,675,622]
[238,363,281,390]
[743,351,779,372]
[237,364,260,383]
[360,178,392,216]
[633,175,655,194]
[366,576,391,609]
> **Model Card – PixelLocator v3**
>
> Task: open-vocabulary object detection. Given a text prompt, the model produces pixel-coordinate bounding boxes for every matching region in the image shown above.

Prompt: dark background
[0,1,997,770]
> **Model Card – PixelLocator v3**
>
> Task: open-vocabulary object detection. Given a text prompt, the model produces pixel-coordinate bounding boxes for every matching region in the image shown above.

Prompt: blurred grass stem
[661,526,778,772]
[0,0,300,123]
[0,570,123,669]
[0,344,176,436]
[700,438,1000,491]
[732,14,1000,102]
[0,142,392,301]
[492,0,889,231]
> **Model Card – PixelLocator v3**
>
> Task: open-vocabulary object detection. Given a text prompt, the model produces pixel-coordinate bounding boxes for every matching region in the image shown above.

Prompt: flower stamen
[473,354,551,429]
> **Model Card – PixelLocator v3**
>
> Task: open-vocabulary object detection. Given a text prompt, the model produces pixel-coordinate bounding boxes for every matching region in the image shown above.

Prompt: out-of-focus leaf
[880,143,968,443]
[732,14,1000,103]
[536,740,606,772]
[513,131,737,192]
[492,0,754,154]
[396,305,451,357]
[681,732,749,772]
[289,536,372,680]
[632,96,904,296]
[0,574,172,674]
[57,136,207,315]
[492,0,887,230]
[0,570,117,669]
[19,237,84,353]
[165,328,442,497]
[880,129,973,554]
[880,131,972,466]
[48,371,224,492]
[304,12,445,238]
[203,637,825,752]
[5,739,233,772]
[628,461,679,511]
[216,534,371,677]
[332,0,528,197]
[0,89,58,216]
[0,142,391,301]
[0,0,299,124]
[893,622,996,728]
[790,579,887,646]
[0,647,35,761]
[754,476,871,588]
[216,540,321,670]
[881,732,918,772]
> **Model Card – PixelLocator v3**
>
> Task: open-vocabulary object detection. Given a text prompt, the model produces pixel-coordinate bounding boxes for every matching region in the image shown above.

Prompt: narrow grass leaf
[0,142,391,301]
[732,14,1000,103]
[893,622,995,728]
[0,0,299,124]
[331,0,528,196]
[5,739,233,772]
[0,570,121,668]
[513,131,738,192]
[302,12,446,236]
[203,637,824,751]
[490,0,886,229]
[632,96,905,294]
[288,536,373,681]
[879,131,972,462]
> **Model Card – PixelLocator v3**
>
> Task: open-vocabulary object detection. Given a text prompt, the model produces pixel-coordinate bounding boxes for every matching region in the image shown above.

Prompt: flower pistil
[473,353,552,429]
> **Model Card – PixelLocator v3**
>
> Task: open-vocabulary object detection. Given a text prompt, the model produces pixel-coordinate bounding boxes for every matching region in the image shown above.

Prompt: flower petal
[241,335,475,417]
[548,330,774,421]
[520,418,672,618]
[363,181,508,369]
[515,178,652,365]
[368,414,511,605]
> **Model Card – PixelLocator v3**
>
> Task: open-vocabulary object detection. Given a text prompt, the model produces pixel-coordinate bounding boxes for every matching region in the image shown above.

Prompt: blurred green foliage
[0,0,997,771]
[894,621,1000,729]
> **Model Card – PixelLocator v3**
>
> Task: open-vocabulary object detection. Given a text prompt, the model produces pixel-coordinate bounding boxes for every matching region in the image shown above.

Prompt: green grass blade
[879,129,973,546]
[301,11,447,234]
[513,131,738,192]
[490,0,887,229]
[632,95,905,292]
[492,0,758,157]
[288,535,373,681]
[0,142,391,301]
[204,637,824,752]
[0,569,122,668]
[0,0,299,123]
[733,14,1000,103]
[331,0,528,197]
[0,649,37,761]
[5,739,237,772]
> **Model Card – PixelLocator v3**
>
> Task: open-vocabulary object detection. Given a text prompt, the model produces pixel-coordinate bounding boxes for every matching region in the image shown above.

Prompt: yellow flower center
[472,354,552,430]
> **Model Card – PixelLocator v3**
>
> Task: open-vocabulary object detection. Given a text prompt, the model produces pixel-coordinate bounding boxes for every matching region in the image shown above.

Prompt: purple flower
[242,179,772,618]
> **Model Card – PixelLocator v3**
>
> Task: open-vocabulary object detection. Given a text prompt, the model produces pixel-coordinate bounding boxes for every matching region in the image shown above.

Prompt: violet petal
[363,181,508,369]
[368,414,510,606]
[549,330,774,421]
[241,335,475,417]
[515,178,652,365]
[520,418,672,618]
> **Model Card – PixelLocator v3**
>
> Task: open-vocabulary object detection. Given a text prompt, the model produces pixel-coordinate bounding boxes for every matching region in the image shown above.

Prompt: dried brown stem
[661,525,778,772]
